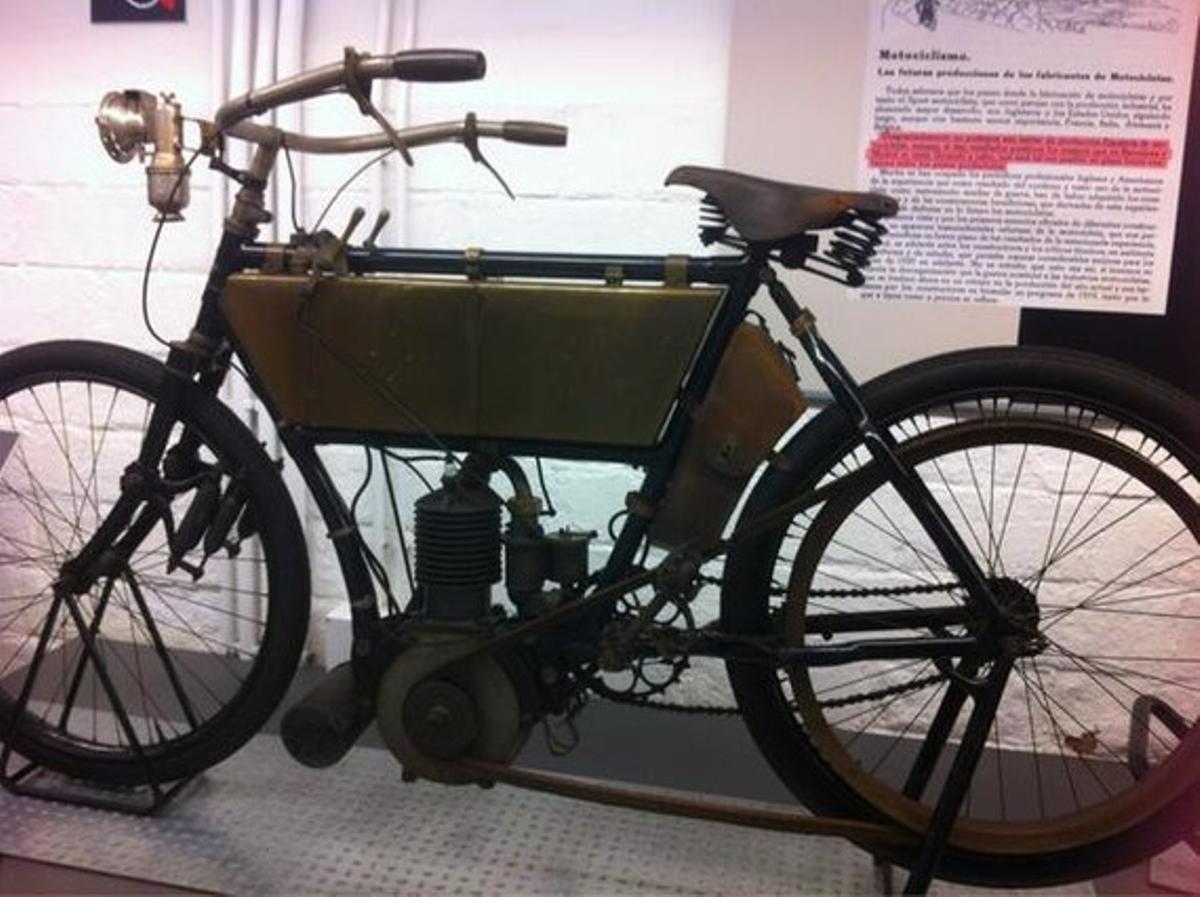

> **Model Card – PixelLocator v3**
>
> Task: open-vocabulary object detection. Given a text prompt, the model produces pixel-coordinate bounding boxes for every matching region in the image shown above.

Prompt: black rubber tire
[0,340,310,785]
[720,345,1200,887]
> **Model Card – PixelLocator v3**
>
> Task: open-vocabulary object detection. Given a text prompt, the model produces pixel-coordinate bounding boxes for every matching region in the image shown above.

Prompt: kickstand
[902,659,1013,896]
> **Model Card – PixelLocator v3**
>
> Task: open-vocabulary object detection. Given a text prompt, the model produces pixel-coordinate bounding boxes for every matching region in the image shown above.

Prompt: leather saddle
[665,165,898,243]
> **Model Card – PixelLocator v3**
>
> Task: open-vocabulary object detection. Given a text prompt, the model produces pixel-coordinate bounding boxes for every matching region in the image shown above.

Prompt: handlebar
[98,47,564,221]
[227,116,567,155]
[211,45,565,159]
[212,47,486,133]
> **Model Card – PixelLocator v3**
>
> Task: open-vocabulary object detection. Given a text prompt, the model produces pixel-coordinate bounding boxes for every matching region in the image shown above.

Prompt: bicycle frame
[60,134,1012,685]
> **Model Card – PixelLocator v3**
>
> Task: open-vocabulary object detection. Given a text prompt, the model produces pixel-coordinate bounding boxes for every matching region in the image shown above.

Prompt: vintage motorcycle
[1,47,1198,895]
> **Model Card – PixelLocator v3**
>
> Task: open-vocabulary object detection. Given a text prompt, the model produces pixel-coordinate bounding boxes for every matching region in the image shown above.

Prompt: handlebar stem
[224,142,279,239]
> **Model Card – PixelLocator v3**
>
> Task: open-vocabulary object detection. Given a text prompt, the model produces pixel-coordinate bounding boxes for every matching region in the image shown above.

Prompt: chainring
[588,584,696,703]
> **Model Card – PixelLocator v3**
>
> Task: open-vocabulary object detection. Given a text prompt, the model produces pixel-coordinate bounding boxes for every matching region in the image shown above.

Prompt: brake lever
[463,112,516,201]
[343,46,414,166]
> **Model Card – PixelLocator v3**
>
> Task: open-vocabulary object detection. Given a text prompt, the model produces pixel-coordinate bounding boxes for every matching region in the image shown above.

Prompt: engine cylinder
[414,482,501,620]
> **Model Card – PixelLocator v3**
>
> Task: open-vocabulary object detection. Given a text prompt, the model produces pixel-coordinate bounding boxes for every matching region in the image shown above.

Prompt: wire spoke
[1022,660,1117,799]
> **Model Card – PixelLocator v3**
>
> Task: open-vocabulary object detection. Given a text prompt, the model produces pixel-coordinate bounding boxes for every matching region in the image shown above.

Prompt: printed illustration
[885,0,1181,34]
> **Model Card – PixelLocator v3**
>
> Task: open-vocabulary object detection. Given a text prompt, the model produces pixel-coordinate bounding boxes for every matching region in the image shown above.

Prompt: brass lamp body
[95,89,190,220]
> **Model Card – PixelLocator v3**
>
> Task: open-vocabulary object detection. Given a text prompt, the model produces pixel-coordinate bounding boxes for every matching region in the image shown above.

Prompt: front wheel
[0,341,310,785]
[721,346,1200,887]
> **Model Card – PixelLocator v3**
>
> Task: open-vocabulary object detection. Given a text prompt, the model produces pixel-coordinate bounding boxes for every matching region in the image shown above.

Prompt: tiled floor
[0,662,1188,896]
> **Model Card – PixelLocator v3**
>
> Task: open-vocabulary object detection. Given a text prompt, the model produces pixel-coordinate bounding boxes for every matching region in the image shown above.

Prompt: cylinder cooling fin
[414,481,502,620]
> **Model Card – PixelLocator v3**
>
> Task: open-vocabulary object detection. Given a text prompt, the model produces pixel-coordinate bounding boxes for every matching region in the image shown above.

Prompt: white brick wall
[0,4,217,358]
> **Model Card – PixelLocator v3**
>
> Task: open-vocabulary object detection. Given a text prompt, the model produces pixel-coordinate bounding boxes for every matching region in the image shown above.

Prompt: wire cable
[140,148,203,349]
[535,457,557,517]
[381,449,437,493]
[312,147,395,232]
[350,445,374,521]
[349,446,399,615]
[281,139,302,233]
[380,451,416,597]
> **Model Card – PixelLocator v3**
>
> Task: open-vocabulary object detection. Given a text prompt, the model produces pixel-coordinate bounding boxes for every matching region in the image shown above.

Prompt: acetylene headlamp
[95,89,191,221]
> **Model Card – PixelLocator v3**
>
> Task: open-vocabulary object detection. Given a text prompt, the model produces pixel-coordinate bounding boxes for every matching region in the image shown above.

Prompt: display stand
[1129,695,1200,857]
[0,757,194,816]
[0,585,198,816]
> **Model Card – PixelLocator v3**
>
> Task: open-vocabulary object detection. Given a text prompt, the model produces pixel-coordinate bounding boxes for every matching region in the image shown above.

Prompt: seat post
[758,262,805,323]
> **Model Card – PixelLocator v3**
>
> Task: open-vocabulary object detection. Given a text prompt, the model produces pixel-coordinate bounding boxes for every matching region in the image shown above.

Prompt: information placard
[858,0,1198,313]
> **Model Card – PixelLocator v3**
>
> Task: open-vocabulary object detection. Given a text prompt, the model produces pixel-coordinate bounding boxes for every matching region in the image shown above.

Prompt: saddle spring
[698,196,744,249]
[695,195,888,289]
[797,211,889,288]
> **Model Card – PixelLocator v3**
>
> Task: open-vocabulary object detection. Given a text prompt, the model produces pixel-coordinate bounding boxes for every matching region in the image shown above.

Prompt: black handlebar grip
[502,120,569,147]
[391,49,486,82]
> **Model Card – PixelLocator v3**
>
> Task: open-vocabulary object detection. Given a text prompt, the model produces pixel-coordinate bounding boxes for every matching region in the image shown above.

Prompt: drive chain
[600,580,960,716]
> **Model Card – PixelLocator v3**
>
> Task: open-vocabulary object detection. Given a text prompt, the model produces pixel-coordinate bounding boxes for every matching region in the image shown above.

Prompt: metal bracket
[788,309,817,340]
[624,491,656,519]
[663,255,689,288]
[465,246,485,281]
[1129,694,1200,856]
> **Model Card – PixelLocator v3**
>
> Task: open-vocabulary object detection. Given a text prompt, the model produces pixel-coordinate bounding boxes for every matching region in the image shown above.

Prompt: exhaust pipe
[280,662,373,768]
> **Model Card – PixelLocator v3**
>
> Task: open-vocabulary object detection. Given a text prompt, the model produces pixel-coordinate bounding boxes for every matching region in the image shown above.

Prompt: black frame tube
[237,244,748,284]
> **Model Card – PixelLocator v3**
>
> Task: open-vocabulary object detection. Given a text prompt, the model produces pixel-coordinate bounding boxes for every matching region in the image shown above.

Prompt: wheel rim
[0,374,276,765]
[780,397,1200,855]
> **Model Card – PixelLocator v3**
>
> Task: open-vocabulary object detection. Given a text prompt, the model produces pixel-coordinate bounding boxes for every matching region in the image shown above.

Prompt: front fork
[59,234,246,593]
[58,137,284,590]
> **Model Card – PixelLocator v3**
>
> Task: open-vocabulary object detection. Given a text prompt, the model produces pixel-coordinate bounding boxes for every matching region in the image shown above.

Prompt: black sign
[91,0,186,23]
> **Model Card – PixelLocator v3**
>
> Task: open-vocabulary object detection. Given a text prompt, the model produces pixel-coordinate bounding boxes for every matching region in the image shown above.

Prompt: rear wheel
[0,341,309,785]
[722,347,1200,886]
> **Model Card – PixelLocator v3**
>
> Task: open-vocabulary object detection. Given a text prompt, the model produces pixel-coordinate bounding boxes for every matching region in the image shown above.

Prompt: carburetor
[503,500,596,618]
[95,89,190,220]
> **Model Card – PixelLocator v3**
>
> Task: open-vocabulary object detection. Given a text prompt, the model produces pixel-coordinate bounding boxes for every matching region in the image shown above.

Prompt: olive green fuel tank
[220,273,724,448]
